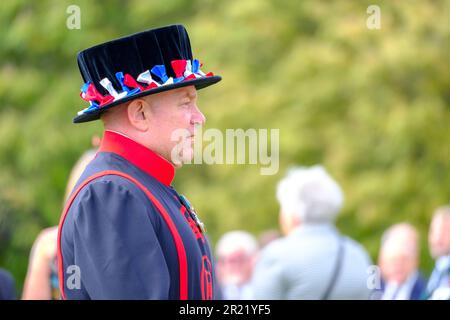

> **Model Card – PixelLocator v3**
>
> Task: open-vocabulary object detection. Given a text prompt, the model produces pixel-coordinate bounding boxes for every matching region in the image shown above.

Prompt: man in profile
[58,25,222,299]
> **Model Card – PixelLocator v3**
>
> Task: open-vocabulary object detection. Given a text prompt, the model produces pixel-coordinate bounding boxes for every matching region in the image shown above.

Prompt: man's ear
[127,98,150,131]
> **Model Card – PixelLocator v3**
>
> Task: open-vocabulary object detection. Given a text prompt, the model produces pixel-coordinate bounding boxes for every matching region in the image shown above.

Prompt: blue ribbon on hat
[115,72,140,95]
[80,82,90,93]
[151,65,169,83]
[192,59,200,73]
[150,64,169,83]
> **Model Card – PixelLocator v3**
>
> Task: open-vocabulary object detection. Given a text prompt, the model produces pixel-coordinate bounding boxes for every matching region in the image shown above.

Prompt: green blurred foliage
[0,0,449,294]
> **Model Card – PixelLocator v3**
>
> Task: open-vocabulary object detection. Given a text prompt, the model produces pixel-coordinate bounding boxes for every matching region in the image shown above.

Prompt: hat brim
[73,75,222,123]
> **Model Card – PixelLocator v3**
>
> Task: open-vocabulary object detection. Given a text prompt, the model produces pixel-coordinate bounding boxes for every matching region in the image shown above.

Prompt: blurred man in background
[425,206,450,300]
[251,165,372,299]
[216,231,258,300]
[377,223,426,300]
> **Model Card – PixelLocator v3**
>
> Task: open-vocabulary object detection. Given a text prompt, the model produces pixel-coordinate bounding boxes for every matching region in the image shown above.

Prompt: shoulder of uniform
[73,174,151,207]
[86,173,141,191]
[65,173,164,230]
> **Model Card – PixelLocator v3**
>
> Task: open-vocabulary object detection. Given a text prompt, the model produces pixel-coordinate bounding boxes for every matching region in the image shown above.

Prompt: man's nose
[192,104,206,125]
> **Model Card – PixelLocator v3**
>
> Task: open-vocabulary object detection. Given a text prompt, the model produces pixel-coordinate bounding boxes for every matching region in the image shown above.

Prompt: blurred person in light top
[377,223,427,300]
[216,231,259,300]
[425,206,450,300]
[252,165,372,299]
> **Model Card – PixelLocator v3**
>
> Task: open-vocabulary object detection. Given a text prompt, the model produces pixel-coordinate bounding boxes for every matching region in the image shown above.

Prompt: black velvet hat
[74,24,221,123]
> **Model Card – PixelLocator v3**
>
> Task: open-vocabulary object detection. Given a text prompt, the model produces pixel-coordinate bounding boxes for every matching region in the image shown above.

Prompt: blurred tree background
[0,0,449,295]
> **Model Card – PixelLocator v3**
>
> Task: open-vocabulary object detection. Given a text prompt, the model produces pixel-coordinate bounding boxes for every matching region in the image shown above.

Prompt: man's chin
[171,149,194,168]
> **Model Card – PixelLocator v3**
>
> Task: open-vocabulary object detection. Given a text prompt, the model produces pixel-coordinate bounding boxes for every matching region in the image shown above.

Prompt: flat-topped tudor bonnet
[74,24,221,123]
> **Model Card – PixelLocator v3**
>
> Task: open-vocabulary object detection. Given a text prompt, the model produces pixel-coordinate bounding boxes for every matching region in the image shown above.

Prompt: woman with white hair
[251,165,372,299]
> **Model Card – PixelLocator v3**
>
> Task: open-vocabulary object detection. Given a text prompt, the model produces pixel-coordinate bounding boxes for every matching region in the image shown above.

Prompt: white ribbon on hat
[100,78,127,101]
[137,70,161,87]
[184,60,201,79]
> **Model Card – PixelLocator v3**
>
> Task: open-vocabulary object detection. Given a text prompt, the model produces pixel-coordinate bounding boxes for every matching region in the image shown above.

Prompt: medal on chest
[179,194,206,234]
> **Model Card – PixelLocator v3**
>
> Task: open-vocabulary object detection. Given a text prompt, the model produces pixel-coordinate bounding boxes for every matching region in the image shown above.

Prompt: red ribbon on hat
[125,73,158,91]
[185,74,196,80]
[145,82,158,89]
[80,83,114,106]
[171,60,187,78]
[123,74,145,91]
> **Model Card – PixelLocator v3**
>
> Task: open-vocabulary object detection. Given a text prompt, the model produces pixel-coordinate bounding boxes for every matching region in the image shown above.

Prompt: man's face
[217,249,255,286]
[143,86,205,165]
[429,214,450,259]
[379,250,417,284]
[378,231,418,284]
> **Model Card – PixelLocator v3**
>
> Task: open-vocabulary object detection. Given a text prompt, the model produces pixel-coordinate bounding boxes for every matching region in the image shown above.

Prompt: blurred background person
[377,223,426,300]
[425,206,450,300]
[257,229,282,249]
[216,230,259,300]
[252,165,372,300]
[22,147,97,299]
[22,226,58,300]
[0,268,16,300]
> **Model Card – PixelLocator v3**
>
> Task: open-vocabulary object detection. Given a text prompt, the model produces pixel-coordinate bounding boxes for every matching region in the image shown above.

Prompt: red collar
[98,130,175,186]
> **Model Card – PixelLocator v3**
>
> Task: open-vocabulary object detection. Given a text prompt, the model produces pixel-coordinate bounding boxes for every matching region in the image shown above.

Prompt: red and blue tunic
[57,130,218,299]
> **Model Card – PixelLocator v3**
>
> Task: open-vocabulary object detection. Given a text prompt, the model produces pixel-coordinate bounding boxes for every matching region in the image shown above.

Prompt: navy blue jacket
[0,269,15,300]
[58,130,218,299]
[379,272,427,300]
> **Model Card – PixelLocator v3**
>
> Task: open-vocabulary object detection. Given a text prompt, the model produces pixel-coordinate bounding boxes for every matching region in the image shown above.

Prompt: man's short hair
[276,165,344,224]
[216,231,258,257]
[380,223,419,257]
